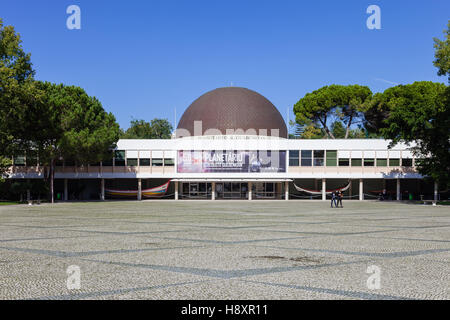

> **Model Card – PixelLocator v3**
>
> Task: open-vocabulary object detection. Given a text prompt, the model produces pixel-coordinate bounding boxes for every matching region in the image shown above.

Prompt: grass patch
[0,201,21,206]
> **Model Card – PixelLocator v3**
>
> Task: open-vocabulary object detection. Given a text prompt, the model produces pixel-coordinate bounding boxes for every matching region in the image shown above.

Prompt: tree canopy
[434,20,450,83]
[121,118,173,139]
[293,84,372,139]
[376,81,449,188]
[0,18,35,177]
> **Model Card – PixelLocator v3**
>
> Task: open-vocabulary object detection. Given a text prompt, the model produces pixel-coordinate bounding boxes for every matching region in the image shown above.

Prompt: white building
[8,87,436,201]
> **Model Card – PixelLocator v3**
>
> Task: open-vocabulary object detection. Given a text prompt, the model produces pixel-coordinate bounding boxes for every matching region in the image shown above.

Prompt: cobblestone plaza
[0,201,449,300]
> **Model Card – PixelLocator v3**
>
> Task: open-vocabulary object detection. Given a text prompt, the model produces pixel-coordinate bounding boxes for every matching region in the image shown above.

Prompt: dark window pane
[351,159,362,167]
[326,150,337,167]
[164,159,175,166]
[402,158,413,167]
[314,158,324,166]
[14,155,25,166]
[339,159,350,166]
[139,158,151,166]
[301,159,312,166]
[377,158,387,167]
[364,159,375,167]
[289,159,299,166]
[313,150,324,158]
[102,159,113,166]
[127,158,138,166]
[389,158,400,166]
[301,150,312,158]
[152,158,163,166]
[289,150,299,158]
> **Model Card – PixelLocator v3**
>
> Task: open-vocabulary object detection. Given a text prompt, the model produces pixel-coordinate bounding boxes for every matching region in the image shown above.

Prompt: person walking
[337,190,344,208]
[331,191,337,208]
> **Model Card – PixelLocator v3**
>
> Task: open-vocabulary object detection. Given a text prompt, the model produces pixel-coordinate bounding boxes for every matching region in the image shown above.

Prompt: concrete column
[434,181,438,205]
[137,178,142,201]
[175,181,179,200]
[211,182,216,200]
[100,179,105,201]
[349,180,352,199]
[359,179,364,201]
[64,179,68,201]
[248,182,252,201]
[322,179,326,201]
[285,181,289,200]
[27,179,31,202]
[396,178,401,201]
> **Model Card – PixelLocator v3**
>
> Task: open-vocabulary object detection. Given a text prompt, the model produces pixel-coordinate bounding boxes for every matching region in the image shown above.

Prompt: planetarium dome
[176,87,288,138]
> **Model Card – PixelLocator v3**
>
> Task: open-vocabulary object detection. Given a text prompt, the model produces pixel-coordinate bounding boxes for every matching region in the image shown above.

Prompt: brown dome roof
[176,87,287,138]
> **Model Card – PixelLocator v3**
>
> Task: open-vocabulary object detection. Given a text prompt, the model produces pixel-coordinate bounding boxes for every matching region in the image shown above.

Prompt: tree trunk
[319,118,335,139]
[50,159,55,204]
[345,115,353,139]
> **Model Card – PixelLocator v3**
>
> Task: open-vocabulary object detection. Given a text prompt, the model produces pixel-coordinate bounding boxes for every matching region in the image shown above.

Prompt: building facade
[6,87,439,201]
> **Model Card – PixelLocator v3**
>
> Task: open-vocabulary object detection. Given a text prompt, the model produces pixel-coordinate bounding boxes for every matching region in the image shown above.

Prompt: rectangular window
[152,158,163,167]
[402,158,413,167]
[376,158,388,167]
[301,150,312,167]
[338,158,350,166]
[326,150,337,167]
[139,158,151,166]
[313,150,324,166]
[114,150,126,167]
[289,150,299,166]
[55,160,64,167]
[13,155,25,166]
[164,158,175,166]
[127,158,138,167]
[351,158,362,167]
[389,158,400,166]
[364,159,375,167]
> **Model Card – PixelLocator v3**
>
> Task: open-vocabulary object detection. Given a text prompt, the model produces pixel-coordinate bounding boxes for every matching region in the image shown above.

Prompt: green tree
[293,85,372,139]
[18,82,121,203]
[0,18,36,159]
[331,121,346,139]
[379,81,449,189]
[121,118,173,139]
[434,20,450,83]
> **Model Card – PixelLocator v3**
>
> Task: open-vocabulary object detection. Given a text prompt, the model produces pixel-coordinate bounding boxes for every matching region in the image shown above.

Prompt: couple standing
[331,191,343,208]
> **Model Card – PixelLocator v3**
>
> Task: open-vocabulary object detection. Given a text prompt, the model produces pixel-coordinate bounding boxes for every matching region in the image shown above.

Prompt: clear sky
[1,0,448,130]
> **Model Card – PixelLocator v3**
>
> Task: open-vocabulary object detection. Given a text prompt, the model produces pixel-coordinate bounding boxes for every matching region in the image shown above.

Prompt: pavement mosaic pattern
[0,200,449,300]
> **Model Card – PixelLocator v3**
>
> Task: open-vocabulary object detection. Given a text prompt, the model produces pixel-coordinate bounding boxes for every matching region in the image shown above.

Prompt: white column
[64,179,68,201]
[285,181,289,200]
[100,179,105,201]
[434,181,438,205]
[396,178,401,201]
[175,181,179,200]
[137,178,142,201]
[211,182,216,200]
[359,179,364,201]
[248,182,252,200]
[322,179,326,201]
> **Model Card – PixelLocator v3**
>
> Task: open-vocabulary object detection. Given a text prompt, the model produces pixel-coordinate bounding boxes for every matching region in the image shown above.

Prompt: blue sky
[1,0,448,130]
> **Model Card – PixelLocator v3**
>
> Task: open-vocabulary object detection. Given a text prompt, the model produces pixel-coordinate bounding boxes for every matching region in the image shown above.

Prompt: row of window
[12,157,175,167]
[288,150,413,167]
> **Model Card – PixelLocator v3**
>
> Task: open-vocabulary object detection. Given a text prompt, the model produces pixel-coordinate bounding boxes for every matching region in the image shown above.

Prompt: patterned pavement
[0,200,449,300]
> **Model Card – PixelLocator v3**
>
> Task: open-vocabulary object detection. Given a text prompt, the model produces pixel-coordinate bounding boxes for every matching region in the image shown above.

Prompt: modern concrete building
[7,87,438,201]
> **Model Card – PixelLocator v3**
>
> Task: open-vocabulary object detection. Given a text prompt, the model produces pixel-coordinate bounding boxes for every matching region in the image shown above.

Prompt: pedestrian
[337,190,343,208]
[331,191,337,208]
